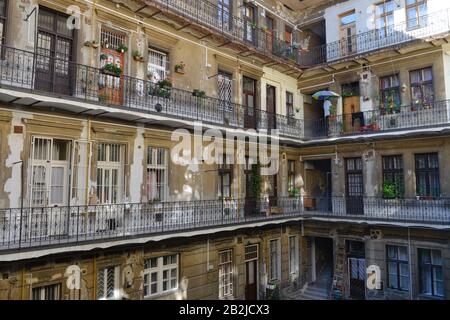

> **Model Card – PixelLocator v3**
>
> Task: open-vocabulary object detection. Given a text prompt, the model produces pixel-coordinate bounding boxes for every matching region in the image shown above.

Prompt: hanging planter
[84,40,99,49]
[132,51,145,62]
[174,62,186,74]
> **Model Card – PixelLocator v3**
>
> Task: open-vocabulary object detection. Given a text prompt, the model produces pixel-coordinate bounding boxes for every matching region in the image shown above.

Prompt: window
[143,254,178,297]
[219,250,233,298]
[242,4,256,43]
[245,244,259,262]
[218,71,233,118]
[32,283,61,300]
[147,147,168,202]
[406,0,427,30]
[289,236,299,274]
[418,249,443,297]
[218,154,232,198]
[269,239,281,281]
[375,1,395,37]
[380,74,401,113]
[97,266,120,300]
[148,48,168,83]
[382,155,404,198]
[286,91,294,118]
[218,0,232,31]
[0,0,7,44]
[410,67,434,107]
[387,245,410,291]
[30,137,71,207]
[287,160,296,194]
[96,143,124,204]
[415,153,440,198]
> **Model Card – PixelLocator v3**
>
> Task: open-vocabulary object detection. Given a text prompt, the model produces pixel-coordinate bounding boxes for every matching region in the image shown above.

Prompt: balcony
[146,0,302,70]
[0,44,302,139]
[304,100,450,140]
[298,10,450,68]
[0,196,449,254]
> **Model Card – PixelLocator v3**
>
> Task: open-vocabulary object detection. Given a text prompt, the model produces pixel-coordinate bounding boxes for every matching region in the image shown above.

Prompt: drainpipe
[85,118,91,205]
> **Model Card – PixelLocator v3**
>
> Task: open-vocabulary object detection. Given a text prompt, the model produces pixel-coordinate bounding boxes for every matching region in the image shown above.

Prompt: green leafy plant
[193,89,206,98]
[117,43,128,53]
[288,187,300,197]
[102,63,122,76]
[100,53,108,61]
[98,93,109,103]
[249,163,261,199]
[383,181,397,199]
[132,50,145,62]
[174,62,185,73]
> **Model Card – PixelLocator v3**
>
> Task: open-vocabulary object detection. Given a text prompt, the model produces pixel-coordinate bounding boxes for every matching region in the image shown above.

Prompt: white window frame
[148,48,168,83]
[97,266,120,300]
[96,143,125,204]
[143,254,179,298]
[146,147,169,202]
[30,136,71,207]
[219,249,234,299]
[269,239,281,282]
[289,235,299,274]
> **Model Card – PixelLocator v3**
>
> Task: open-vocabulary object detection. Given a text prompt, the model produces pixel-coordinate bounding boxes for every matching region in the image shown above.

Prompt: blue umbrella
[312,90,340,101]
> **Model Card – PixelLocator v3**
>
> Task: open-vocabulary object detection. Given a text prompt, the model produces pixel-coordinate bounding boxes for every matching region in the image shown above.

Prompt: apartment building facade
[0,0,449,300]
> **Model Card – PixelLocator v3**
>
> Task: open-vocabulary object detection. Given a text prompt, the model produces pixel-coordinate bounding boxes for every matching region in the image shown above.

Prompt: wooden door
[345,158,364,215]
[339,11,357,56]
[243,4,256,45]
[243,76,257,129]
[99,29,126,105]
[35,7,74,95]
[265,16,274,53]
[245,260,258,300]
[244,163,258,216]
[268,174,278,207]
[99,47,124,105]
[343,96,361,133]
[266,85,276,130]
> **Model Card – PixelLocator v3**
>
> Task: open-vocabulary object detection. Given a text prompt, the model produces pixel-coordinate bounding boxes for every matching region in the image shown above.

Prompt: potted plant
[329,105,337,121]
[84,40,99,48]
[132,50,145,62]
[288,187,300,198]
[102,63,122,77]
[117,43,128,53]
[155,79,172,98]
[98,93,109,103]
[250,21,257,29]
[100,53,108,61]
[383,181,397,199]
[193,89,206,98]
[174,62,186,74]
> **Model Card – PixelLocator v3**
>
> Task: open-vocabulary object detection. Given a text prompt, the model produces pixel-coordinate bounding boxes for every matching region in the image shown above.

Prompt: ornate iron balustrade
[304,100,450,140]
[0,44,302,138]
[298,9,450,67]
[149,0,301,64]
[1,196,449,252]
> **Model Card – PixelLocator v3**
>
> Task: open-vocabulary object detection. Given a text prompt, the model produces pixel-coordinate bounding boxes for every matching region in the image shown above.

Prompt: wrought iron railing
[0,44,302,138]
[297,9,450,67]
[304,100,450,140]
[1,196,449,252]
[149,0,301,65]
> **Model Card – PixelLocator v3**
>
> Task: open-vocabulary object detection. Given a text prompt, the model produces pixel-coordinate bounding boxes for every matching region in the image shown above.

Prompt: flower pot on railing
[101,63,122,77]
